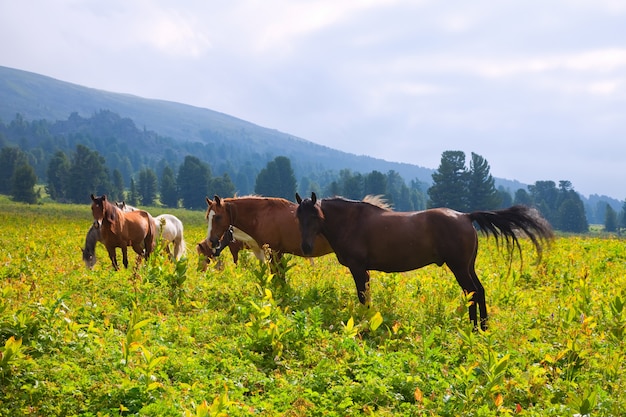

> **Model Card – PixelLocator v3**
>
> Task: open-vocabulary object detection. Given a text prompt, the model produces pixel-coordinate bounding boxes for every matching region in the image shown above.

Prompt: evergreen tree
[255,156,297,200]
[128,178,140,206]
[178,155,211,210]
[160,165,178,208]
[513,188,532,206]
[604,204,617,232]
[558,196,588,233]
[528,181,559,226]
[111,169,125,202]
[364,170,387,197]
[210,173,236,198]
[46,150,70,201]
[11,162,38,204]
[138,168,158,206]
[497,186,513,208]
[0,147,28,195]
[467,152,501,211]
[619,199,626,235]
[428,150,468,210]
[66,144,110,203]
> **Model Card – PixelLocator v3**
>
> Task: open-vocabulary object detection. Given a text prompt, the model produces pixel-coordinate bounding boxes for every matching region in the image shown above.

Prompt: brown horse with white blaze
[295,192,554,330]
[90,194,156,270]
[205,195,333,263]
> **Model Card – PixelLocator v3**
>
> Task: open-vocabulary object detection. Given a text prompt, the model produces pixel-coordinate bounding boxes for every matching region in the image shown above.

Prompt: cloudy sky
[2,1,625,199]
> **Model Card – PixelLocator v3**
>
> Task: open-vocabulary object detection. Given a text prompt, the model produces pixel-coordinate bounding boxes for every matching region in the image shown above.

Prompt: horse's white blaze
[206,209,215,243]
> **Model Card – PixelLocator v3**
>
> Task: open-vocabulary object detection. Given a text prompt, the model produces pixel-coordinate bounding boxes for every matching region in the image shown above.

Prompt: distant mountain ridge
[1,65,448,186]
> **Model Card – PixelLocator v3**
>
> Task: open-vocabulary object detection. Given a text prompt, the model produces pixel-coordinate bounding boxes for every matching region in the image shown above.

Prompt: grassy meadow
[0,196,625,416]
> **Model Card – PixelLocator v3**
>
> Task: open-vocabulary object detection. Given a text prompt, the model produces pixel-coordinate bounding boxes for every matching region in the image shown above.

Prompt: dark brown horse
[205,195,333,263]
[90,194,156,270]
[295,192,553,330]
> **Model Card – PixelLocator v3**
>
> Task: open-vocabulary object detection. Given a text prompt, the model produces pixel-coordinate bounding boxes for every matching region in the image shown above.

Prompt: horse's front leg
[121,246,129,269]
[107,247,119,271]
[349,267,371,306]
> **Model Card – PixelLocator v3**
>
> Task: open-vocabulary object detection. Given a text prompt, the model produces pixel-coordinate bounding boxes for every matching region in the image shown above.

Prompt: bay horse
[116,202,186,261]
[204,195,333,265]
[90,194,156,270]
[81,223,102,270]
[295,192,554,330]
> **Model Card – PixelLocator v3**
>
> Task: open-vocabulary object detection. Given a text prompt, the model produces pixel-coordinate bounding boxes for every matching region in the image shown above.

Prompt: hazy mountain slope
[1,65,525,191]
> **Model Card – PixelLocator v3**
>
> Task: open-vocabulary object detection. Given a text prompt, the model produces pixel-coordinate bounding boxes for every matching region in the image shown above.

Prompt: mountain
[1,66,447,186]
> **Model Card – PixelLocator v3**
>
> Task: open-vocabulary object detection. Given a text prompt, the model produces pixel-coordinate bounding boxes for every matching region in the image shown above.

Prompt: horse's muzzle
[301,242,313,255]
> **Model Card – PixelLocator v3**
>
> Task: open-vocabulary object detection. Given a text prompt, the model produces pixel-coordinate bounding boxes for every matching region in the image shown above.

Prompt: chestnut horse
[295,192,553,330]
[90,194,156,270]
[116,202,186,261]
[204,195,333,264]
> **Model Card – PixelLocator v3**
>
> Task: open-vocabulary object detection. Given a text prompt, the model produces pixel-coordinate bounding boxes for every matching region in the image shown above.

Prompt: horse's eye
[215,215,222,222]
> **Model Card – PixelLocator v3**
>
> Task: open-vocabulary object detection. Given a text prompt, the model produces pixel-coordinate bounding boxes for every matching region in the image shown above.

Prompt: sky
[1,0,625,199]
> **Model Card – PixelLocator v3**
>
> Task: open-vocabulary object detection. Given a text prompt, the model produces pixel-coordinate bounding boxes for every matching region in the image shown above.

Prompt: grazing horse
[116,202,186,261]
[90,194,156,270]
[204,195,333,264]
[295,192,553,330]
[81,223,103,270]
[196,226,253,271]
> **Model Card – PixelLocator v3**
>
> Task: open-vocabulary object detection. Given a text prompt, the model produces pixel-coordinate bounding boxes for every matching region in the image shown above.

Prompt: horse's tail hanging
[468,205,554,260]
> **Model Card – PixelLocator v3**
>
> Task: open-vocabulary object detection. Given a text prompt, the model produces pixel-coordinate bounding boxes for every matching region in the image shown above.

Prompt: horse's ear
[311,192,317,204]
[295,193,302,204]
[214,195,221,206]
[206,196,211,206]
[91,194,96,201]
[102,194,108,201]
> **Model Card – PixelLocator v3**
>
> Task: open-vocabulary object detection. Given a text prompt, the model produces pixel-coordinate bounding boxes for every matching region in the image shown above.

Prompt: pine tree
[604,204,617,232]
[11,163,38,204]
[467,153,501,211]
[428,150,468,210]
[66,144,110,203]
[178,155,211,209]
[138,168,158,206]
[160,165,178,208]
[46,151,70,201]
[255,156,297,200]
[0,147,28,195]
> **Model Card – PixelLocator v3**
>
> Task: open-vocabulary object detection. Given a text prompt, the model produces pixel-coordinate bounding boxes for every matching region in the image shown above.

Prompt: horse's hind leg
[448,263,487,330]
[349,266,371,306]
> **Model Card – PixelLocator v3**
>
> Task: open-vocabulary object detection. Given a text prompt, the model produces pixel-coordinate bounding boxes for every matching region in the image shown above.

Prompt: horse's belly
[365,244,438,272]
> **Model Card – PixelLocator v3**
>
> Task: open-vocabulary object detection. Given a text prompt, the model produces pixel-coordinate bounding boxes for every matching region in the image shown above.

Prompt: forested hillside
[1,65,623,228]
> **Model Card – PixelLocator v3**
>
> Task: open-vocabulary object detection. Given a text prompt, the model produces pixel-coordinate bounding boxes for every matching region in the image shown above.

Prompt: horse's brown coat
[90,194,156,270]
[205,195,333,260]
[295,192,553,330]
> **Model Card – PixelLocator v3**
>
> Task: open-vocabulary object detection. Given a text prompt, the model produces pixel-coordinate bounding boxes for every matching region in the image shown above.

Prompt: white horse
[116,202,186,260]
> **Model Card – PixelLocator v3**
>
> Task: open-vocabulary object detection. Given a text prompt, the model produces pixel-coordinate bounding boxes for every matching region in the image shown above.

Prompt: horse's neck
[320,200,358,235]
[228,200,259,231]
[86,225,101,249]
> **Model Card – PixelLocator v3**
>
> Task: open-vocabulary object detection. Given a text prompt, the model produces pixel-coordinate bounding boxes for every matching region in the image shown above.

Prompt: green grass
[0,196,625,416]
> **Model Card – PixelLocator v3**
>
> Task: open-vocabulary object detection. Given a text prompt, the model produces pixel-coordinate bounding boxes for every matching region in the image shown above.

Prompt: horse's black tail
[468,205,554,260]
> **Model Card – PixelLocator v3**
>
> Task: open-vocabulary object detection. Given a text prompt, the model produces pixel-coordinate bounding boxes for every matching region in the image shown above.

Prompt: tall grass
[0,196,624,416]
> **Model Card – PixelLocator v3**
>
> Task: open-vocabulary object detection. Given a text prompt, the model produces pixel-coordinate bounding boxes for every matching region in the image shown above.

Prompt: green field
[1,196,625,416]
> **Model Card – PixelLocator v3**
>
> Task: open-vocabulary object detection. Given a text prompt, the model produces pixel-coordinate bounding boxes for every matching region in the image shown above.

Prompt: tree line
[1,137,624,233]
